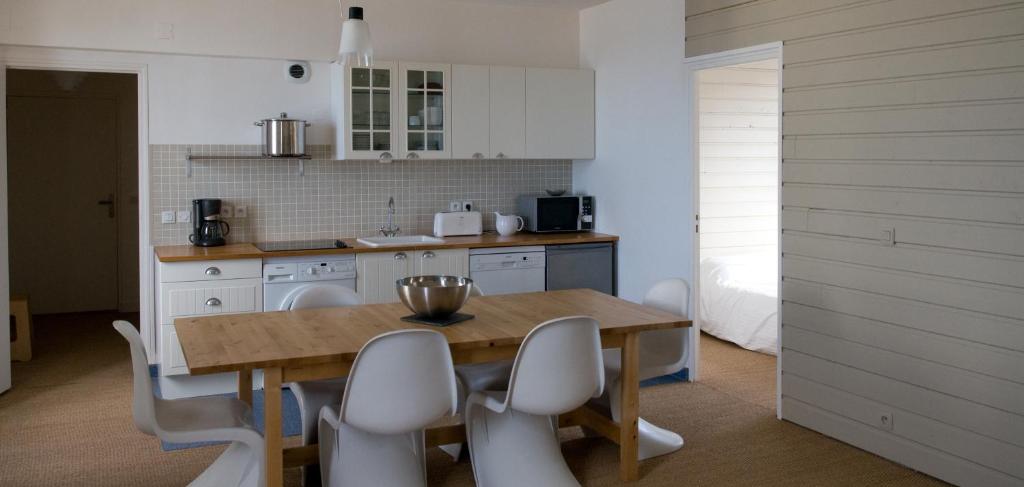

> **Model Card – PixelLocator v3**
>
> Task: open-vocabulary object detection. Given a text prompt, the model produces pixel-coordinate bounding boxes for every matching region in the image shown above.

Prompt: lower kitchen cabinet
[357,249,469,304]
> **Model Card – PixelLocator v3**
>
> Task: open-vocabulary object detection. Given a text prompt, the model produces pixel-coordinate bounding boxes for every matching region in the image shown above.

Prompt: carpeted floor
[0,312,948,486]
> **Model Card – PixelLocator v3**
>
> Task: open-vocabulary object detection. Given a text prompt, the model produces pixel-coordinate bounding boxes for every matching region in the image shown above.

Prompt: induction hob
[254,239,348,252]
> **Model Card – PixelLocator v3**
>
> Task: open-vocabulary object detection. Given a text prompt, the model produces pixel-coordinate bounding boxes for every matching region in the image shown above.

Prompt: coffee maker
[189,198,231,247]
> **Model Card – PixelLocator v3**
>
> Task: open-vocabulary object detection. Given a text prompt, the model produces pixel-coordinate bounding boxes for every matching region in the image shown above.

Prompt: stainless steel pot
[254,112,310,157]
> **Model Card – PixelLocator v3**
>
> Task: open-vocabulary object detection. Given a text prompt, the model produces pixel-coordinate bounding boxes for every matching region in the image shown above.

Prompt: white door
[416,249,469,277]
[356,251,415,304]
[7,93,119,313]
[451,64,490,159]
[489,66,526,159]
[0,65,11,394]
[399,62,452,160]
[525,68,595,159]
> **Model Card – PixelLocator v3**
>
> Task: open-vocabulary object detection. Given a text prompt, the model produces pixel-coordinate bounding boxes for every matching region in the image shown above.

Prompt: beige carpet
[0,312,947,486]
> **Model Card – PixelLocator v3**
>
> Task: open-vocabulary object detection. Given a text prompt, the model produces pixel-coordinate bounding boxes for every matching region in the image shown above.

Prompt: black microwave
[517,195,595,233]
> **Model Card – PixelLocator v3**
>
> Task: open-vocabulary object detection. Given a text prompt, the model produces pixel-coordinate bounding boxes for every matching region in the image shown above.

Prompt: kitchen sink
[356,235,445,247]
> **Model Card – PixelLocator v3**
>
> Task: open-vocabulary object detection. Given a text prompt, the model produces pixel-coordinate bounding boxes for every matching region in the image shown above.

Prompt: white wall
[698,59,778,258]
[688,1,1024,485]
[576,0,688,302]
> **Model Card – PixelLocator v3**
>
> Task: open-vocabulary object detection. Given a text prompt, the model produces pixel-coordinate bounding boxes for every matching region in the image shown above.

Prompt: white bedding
[699,252,779,355]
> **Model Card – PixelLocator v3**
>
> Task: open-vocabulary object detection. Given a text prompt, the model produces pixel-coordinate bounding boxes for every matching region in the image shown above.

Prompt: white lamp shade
[338,18,373,67]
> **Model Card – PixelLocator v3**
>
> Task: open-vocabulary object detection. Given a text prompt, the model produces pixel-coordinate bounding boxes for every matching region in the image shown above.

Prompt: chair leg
[188,441,262,487]
[607,377,685,460]
[466,403,579,487]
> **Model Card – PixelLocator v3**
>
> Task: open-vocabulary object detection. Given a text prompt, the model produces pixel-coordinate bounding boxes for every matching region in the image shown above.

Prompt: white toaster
[433,211,483,237]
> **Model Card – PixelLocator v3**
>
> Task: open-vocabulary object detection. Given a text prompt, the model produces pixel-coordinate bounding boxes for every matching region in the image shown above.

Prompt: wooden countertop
[154,232,618,262]
[175,289,687,375]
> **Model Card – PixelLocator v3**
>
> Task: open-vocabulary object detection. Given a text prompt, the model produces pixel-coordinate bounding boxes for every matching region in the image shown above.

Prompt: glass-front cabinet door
[400,63,452,159]
[340,61,397,160]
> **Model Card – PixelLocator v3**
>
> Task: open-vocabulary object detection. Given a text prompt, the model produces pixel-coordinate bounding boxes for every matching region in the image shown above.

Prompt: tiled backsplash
[150,145,572,246]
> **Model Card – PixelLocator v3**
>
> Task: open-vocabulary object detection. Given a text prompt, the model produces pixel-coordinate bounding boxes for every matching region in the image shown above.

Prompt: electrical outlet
[462,201,473,212]
[234,205,248,218]
[449,201,462,212]
[221,205,234,218]
[176,211,191,223]
[877,412,894,431]
[160,211,176,224]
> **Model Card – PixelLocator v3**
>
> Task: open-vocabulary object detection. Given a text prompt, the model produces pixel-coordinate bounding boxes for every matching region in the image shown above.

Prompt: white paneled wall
[687,1,1024,485]
[698,60,778,258]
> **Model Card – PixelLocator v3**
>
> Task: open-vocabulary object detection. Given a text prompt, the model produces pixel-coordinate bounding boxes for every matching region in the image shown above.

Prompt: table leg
[238,369,253,406]
[619,332,640,482]
[264,367,283,487]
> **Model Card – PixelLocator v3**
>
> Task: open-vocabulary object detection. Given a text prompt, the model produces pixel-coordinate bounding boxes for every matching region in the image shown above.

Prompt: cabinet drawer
[159,259,261,283]
[160,325,189,376]
[159,278,263,324]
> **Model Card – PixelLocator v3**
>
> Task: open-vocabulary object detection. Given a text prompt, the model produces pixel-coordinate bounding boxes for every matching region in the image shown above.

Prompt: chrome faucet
[380,196,401,237]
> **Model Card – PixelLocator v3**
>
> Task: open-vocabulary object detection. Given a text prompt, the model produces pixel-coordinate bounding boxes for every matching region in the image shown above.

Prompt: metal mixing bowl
[396,276,474,318]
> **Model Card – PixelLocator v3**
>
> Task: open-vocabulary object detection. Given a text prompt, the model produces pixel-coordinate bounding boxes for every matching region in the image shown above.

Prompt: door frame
[0,57,155,362]
[683,42,783,418]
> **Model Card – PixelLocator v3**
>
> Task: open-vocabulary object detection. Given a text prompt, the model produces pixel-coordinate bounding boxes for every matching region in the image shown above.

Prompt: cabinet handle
[423,251,436,259]
[496,152,506,159]
[205,297,222,307]
[394,252,407,261]
[472,152,484,159]
[379,152,393,163]
[406,152,420,160]
[205,267,221,276]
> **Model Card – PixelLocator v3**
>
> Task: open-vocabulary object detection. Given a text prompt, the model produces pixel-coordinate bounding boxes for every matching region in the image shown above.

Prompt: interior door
[7,94,119,313]
[0,66,11,394]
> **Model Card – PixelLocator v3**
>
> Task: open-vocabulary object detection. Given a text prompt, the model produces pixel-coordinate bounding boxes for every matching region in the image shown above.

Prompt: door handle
[97,193,115,218]
[205,297,222,307]
[394,252,407,261]
[422,251,436,259]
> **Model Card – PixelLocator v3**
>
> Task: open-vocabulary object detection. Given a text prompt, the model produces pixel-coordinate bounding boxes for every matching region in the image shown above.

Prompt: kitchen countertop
[154,232,619,263]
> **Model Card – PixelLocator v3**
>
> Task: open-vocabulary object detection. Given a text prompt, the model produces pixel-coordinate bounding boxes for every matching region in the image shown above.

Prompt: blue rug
[152,377,303,451]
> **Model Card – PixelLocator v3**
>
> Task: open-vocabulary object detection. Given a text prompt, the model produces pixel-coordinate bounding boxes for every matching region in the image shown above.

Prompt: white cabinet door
[451,64,490,160]
[357,251,416,304]
[489,66,526,159]
[416,249,469,277]
[160,325,189,376]
[526,68,595,160]
[400,62,452,160]
[331,62,399,161]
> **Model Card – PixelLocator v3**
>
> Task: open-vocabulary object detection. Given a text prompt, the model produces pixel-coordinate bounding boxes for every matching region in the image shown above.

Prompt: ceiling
[447,0,612,10]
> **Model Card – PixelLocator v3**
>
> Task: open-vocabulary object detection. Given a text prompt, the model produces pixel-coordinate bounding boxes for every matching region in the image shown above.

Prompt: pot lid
[262,112,300,121]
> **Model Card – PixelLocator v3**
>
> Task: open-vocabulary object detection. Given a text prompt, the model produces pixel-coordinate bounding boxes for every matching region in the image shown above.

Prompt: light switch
[234,206,248,218]
[176,210,191,223]
[161,211,176,224]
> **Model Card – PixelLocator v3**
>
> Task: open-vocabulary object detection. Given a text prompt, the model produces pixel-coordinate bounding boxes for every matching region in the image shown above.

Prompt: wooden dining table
[174,288,691,487]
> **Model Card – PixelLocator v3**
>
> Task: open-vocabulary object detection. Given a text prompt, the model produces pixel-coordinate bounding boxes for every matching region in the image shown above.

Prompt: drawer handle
[394,252,407,261]
[423,251,436,259]
[205,267,221,276]
[205,298,222,307]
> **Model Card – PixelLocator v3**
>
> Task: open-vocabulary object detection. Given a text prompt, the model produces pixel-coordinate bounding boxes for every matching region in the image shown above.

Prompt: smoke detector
[284,61,311,84]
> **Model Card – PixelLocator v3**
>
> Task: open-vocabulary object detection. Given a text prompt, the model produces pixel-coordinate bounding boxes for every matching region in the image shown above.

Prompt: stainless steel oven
[517,195,594,233]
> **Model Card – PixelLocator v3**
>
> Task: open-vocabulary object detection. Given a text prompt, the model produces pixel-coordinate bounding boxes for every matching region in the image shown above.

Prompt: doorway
[687,44,782,416]
[5,69,139,356]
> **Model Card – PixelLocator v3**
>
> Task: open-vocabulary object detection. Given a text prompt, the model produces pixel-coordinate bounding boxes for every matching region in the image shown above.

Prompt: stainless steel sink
[356,235,445,247]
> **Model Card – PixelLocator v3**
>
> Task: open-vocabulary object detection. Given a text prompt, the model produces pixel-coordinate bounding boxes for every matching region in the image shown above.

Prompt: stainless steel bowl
[396,276,474,318]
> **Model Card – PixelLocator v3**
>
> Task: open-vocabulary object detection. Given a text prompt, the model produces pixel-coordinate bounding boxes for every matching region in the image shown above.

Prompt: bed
[699,251,779,355]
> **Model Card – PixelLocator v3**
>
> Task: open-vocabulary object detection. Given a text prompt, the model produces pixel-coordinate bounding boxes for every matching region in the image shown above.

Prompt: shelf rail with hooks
[185,147,313,177]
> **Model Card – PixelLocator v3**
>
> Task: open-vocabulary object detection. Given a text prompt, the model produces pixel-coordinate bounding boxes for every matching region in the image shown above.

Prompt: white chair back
[506,316,604,416]
[288,285,361,310]
[639,278,691,375]
[339,329,457,435]
[112,320,158,436]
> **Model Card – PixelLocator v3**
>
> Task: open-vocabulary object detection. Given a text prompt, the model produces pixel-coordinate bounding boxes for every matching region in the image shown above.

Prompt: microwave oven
[517,195,594,233]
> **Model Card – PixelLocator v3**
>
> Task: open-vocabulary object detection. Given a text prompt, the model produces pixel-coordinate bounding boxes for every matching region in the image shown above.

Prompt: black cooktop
[254,239,348,252]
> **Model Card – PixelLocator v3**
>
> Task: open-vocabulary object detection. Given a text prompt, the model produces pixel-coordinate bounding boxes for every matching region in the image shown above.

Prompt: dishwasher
[469,246,546,295]
[545,242,616,295]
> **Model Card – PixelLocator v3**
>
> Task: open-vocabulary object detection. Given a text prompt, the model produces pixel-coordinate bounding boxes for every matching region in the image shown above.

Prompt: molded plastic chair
[113,321,264,487]
[595,278,691,460]
[284,285,361,486]
[465,316,604,487]
[318,329,457,487]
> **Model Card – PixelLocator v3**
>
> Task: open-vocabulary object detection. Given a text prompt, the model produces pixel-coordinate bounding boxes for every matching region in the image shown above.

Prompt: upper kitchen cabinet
[489,66,527,159]
[526,68,595,160]
[451,64,491,160]
[400,62,452,160]
[331,62,399,161]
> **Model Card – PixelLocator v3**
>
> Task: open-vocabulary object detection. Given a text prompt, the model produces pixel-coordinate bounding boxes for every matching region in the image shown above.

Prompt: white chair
[595,278,691,460]
[318,329,457,487]
[113,320,264,487]
[465,316,604,487]
[284,285,361,486]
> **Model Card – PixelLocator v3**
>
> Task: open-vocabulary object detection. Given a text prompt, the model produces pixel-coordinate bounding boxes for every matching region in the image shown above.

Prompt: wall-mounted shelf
[185,147,312,177]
